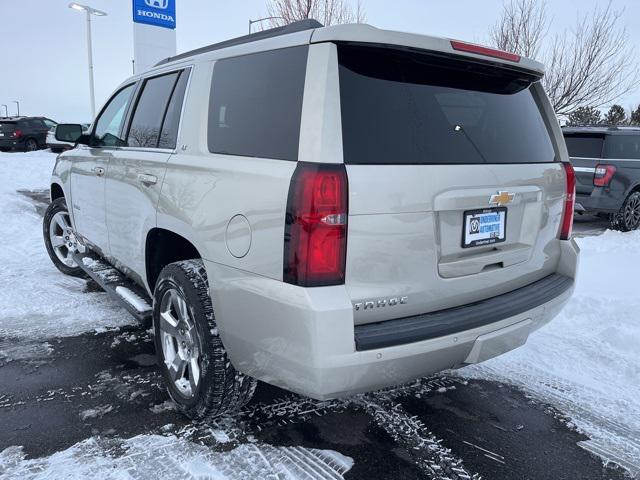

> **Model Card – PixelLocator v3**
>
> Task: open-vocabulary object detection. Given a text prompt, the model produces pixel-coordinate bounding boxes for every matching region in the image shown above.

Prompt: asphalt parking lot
[0,186,632,480]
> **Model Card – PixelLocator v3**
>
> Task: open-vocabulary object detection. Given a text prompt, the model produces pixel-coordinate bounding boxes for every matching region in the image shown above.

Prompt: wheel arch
[145,228,202,292]
[50,183,65,202]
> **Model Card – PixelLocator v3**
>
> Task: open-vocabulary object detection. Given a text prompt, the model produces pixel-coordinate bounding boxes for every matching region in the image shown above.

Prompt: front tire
[43,198,85,277]
[611,192,640,231]
[153,259,257,420]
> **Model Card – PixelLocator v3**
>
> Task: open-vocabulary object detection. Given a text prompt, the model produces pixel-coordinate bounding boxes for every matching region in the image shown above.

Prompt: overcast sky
[2,0,640,122]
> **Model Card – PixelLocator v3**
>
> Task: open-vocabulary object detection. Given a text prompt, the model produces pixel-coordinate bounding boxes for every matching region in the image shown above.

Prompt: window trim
[119,67,192,153]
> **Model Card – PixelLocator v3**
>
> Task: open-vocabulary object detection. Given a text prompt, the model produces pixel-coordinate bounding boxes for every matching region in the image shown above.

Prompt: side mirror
[55,124,84,143]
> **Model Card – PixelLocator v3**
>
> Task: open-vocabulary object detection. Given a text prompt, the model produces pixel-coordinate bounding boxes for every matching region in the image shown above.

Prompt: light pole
[1,105,7,117]
[249,16,285,33]
[69,3,107,119]
[12,101,19,116]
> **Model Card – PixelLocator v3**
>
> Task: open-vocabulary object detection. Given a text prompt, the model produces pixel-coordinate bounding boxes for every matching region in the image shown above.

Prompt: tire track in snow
[231,376,479,480]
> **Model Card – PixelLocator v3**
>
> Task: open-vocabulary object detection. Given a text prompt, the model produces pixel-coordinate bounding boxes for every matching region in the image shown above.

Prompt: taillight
[560,162,576,240]
[284,162,348,287]
[450,40,521,62]
[593,164,616,187]
[13,129,22,139]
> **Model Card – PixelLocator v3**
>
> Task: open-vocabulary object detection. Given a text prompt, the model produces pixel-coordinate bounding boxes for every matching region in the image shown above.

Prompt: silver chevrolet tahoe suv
[44,20,579,420]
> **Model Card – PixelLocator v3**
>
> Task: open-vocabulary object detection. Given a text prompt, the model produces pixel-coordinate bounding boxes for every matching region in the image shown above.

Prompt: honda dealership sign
[133,0,176,30]
[132,0,176,73]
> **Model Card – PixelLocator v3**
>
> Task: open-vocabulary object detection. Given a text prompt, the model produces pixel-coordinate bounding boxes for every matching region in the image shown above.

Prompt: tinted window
[94,84,136,147]
[127,72,180,148]
[158,69,190,149]
[0,122,16,133]
[26,119,44,129]
[338,44,556,165]
[208,46,308,160]
[604,135,640,160]
[43,119,57,129]
[564,135,604,158]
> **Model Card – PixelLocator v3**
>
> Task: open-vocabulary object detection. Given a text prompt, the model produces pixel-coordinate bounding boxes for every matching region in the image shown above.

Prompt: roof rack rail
[155,19,323,67]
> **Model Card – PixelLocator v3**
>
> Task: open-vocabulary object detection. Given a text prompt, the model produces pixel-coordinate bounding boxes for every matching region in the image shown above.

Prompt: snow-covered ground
[0,434,354,479]
[461,230,640,471]
[1,150,639,477]
[0,151,135,340]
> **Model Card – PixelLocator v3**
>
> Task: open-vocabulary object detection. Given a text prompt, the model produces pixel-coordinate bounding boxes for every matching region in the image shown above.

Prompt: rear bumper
[206,238,579,400]
[354,273,572,351]
[0,138,21,150]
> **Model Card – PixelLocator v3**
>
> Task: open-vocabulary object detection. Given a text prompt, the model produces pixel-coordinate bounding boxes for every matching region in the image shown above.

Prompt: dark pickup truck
[563,126,640,231]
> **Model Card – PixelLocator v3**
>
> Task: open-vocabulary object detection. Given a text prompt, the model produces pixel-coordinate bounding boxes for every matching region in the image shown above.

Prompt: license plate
[462,207,507,248]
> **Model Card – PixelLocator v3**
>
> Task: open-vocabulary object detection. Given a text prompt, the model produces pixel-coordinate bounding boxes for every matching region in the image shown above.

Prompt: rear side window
[208,46,308,161]
[563,135,604,158]
[127,72,180,148]
[604,135,640,160]
[337,44,556,165]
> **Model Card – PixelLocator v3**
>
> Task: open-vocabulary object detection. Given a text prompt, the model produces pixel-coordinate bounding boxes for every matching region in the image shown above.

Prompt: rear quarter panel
[156,60,295,280]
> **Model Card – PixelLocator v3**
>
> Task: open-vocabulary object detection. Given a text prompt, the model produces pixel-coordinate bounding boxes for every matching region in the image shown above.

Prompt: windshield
[337,44,556,165]
[564,134,604,158]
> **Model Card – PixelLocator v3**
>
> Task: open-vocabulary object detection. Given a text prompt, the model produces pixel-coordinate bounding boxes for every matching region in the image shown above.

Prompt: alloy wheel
[25,139,38,151]
[159,288,201,398]
[49,211,79,268]
[624,195,640,229]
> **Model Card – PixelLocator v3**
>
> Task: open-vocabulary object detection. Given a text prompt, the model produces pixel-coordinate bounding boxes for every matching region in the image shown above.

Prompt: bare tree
[266,0,366,27]
[490,0,548,59]
[491,0,639,116]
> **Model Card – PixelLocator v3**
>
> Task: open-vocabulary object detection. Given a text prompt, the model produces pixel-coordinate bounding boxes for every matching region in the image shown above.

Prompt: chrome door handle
[93,166,105,177]
[138,173,157,186]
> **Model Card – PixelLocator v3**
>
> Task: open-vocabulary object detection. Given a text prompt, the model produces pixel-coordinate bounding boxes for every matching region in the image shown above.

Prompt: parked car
[0,116,56,152]
[45,20,579,420]
[563,126,640,231]
[47,123,90,153]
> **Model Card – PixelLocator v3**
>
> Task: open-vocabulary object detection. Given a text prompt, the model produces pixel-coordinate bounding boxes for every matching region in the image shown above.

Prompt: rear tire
[43,198,85,277]
[153,259,257,420]
[24,138,38,151]
[610,192,640,231]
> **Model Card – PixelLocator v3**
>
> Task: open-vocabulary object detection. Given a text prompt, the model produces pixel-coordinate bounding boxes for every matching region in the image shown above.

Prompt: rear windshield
[337,44,556,165]
[0,122,16,133]
[564,134,640,160]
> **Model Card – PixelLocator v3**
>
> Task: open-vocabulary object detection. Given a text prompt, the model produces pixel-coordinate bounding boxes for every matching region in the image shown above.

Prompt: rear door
[563,133,604,195]
[335,44,566,325]
[105,68,190,282]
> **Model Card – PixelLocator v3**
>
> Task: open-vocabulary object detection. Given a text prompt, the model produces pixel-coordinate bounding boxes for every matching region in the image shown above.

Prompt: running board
[72,251,152,324]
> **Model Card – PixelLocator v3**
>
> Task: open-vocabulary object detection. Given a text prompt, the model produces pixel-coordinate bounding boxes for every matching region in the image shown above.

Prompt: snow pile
[461,229,640,471]
[0,434,354,480]
[0,151,135,340]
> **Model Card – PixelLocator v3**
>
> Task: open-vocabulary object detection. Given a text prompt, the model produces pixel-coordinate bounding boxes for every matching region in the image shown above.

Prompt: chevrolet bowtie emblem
[489,191,515,206]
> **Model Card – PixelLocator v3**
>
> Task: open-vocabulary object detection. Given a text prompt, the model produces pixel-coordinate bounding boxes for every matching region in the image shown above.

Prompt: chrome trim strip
[573,167,596,173]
